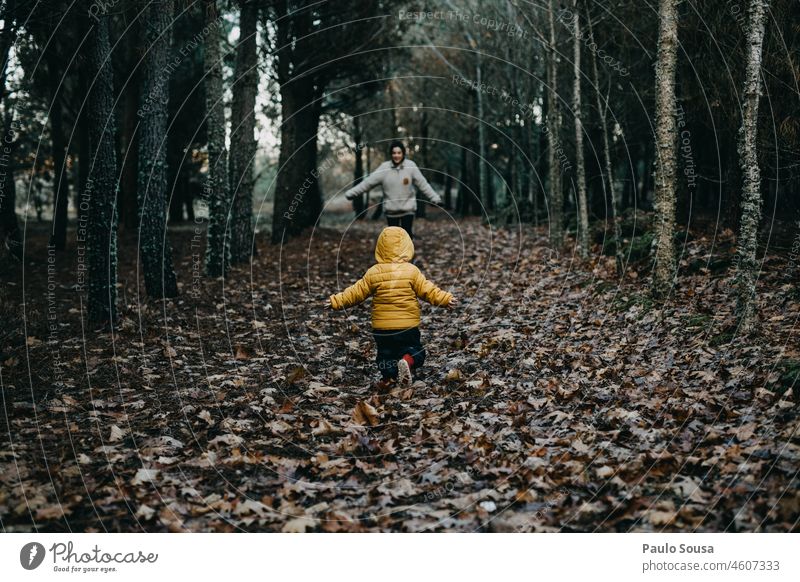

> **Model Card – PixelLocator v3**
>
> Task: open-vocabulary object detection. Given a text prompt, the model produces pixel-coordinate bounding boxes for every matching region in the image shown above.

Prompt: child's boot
[397,354,414,387]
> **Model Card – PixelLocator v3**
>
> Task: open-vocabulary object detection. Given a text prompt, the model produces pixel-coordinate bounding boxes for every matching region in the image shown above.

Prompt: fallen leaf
[282,516,315,533]
[353,401,379,426]
[108,425,126,442]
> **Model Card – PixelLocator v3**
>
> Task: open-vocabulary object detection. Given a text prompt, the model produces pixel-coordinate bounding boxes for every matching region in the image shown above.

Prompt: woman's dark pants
[386,214,414,238]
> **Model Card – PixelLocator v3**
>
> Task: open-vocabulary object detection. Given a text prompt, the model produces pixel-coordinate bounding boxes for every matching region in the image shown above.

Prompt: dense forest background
[0,0,798,532]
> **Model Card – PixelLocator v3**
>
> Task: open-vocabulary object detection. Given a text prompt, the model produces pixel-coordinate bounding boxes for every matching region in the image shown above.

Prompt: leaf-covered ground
[1,213,799,532]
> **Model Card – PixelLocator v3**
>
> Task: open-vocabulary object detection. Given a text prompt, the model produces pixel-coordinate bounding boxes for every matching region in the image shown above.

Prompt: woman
[344,141,441,238]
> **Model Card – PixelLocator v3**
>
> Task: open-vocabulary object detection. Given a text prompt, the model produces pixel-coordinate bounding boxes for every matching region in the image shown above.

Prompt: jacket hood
[374,226,414,264]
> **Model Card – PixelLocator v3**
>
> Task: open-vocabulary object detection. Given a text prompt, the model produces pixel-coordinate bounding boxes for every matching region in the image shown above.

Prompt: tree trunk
[586,4,623,275]
[547,0,563,248]
[77,47,90,216]
[487,163,495,211]
[735,0,770,332]
[531,114,544,227]
[652,0,679,297]
[641,147,652,205]
[86,15,120,326]
[204,0,231,278]
[271,76,322,242]
[443,161,453,210]
[476,56,487,212]
[0,0,17,105]
[416,108,428,218]
[571,2,589,258]
[457,146,468,216]
[271,2,323,248]
[168,144,187,223]
[119,15,139,231]
[229,0,258,259]
[0,109,22,261]
[352,116,366,219]
[48,50,70,251]
[137,0,178,299]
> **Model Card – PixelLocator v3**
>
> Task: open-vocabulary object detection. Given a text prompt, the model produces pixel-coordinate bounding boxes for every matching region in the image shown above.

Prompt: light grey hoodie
[344,159,441,216]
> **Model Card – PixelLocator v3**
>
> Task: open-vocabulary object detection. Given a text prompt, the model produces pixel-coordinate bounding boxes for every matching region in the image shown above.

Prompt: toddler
[328,227,457,388]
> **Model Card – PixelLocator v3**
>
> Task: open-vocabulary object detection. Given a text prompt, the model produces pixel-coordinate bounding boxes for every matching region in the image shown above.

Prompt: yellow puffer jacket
[329,227,453,330]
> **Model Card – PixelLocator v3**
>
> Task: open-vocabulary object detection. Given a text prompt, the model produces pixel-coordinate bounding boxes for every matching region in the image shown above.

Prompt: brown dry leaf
[267,420,293,433]
[571,438,590,453]
[353,401,379,426]
[35,504,70,520]
[198,409,214,425]
[282,516,316,533]
[208,433,244,447]
[135,504,157,521]
[672,476,708,503]
[108,425,126,442]
[312,418,335,436]
[734,423,757,442]
[596,465,615,478]
[645,510,677,526]
[445,368,463,382]
[131,468,160,486]
[286,366,308,384]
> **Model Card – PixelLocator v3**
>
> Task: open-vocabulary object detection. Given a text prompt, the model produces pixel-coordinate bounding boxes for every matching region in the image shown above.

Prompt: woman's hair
[388,140,406,159]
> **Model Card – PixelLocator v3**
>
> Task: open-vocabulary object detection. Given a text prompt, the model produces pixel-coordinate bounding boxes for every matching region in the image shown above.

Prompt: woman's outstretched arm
[410,163,442,205]
[344,163,387,200]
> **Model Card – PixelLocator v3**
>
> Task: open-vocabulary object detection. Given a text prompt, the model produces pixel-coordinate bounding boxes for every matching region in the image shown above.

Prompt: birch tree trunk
[586,4,623,275]
[652,0,679,297]
[137,0,178,299]
[229,0,257,261]
[572,2,589,258]
[86,14,120,326]
[547,0,563,248]
[735,0,770,332]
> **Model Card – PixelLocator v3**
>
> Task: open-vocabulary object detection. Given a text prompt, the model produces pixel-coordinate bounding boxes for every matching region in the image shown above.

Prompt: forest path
[1,214,797,532]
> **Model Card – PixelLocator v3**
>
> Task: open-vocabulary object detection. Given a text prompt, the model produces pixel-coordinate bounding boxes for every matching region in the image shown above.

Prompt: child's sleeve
[330,273,373,310]
[412,269,453,307]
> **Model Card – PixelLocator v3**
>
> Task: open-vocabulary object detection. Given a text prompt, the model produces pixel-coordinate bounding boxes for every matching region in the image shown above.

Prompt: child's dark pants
[372,327,426,380]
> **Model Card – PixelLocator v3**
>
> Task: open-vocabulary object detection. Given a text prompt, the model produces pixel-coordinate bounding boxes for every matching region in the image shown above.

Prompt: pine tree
[203,0,231,277]
[137,0,179,298]
[85,13,120,326]
[229,0,257,263]
[546,0,563,248]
